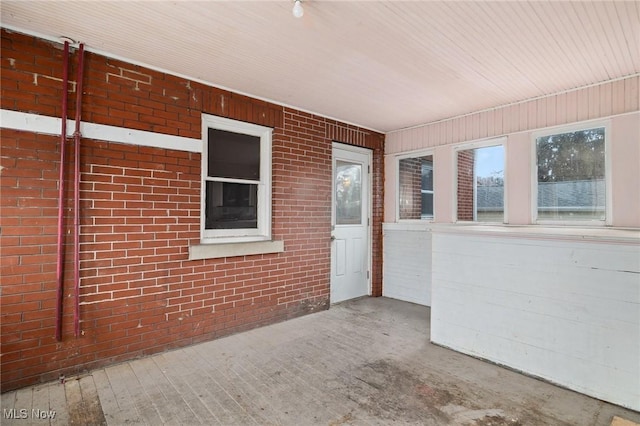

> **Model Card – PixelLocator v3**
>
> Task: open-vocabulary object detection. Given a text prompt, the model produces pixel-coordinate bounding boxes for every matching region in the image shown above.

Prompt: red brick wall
[0,28,384,391]
[457,149,475,220]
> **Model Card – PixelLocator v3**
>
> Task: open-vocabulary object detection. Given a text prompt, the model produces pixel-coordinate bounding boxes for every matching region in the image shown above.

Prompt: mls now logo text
[3,408,57,420]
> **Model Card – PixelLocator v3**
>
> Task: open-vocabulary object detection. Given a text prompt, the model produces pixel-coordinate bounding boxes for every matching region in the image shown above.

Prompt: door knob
[330,235,336,241]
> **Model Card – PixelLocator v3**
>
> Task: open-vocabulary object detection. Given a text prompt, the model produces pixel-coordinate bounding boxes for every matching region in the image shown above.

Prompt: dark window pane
[421,193,433,217]
[208,129,260,180]
[205,181,257,229]
[421,161,433,191]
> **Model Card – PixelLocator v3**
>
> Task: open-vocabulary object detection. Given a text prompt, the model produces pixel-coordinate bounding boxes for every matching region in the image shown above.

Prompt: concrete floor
[2,297,639,426]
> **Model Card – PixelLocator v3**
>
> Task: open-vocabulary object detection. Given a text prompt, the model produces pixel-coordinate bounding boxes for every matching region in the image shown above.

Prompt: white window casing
[396,149,435,223]
[531,119,611,226]
[199,114,273,244]
[453,137,507,224]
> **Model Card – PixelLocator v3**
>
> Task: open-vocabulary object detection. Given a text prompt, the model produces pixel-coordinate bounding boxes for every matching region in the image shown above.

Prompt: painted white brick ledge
[1,109,201,153]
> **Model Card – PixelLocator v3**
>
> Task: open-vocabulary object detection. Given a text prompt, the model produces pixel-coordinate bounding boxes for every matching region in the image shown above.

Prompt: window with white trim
[398,153,434,220]
[534,125,606,223]
[456,141,505,222]
[201,114,272,243]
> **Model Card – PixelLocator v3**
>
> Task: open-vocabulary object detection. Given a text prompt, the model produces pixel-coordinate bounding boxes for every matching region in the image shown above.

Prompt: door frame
[331,142,373,302]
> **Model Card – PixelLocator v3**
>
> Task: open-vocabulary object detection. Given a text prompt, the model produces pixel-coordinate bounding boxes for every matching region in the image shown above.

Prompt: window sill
[189,240,285,260]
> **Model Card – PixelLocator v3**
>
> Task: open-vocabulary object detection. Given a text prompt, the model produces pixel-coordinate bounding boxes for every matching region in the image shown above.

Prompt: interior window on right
[536,127,605,222]
[457,144,504,222]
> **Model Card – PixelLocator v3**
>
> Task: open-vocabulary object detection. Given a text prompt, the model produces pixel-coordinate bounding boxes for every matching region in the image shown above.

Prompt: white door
[331,143,371,304]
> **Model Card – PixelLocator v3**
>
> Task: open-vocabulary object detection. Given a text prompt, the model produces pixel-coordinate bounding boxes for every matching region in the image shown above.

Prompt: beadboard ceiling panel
[1,1,638,133]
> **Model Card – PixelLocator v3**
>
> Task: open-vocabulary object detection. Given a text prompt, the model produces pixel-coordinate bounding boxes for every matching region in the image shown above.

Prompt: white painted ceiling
[1,1,638,133]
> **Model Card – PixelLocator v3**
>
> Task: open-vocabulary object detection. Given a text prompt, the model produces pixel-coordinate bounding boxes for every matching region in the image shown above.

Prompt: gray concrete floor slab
[2,297,639,425]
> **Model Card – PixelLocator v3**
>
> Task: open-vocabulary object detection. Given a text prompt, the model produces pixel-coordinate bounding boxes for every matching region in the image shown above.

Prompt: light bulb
[292,0,304,18]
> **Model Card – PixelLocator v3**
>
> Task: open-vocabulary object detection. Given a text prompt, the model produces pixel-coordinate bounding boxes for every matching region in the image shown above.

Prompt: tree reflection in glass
[335,161,362,225]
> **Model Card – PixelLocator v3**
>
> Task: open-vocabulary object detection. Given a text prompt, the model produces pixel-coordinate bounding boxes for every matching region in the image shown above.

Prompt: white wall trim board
[383,222,639,244]
[383,222,435,232]
[1,109,201,153]
[427,223,640,245]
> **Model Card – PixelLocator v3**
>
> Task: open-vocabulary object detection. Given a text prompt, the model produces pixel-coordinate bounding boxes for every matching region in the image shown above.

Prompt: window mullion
[208,176,260,185]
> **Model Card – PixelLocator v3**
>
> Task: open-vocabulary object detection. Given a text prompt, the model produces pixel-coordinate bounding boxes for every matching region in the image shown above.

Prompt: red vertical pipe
[55,41,70,342]
[73,43,85,337]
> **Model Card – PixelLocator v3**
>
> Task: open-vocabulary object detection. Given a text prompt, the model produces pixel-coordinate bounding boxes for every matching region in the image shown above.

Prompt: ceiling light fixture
[292,0,304,18]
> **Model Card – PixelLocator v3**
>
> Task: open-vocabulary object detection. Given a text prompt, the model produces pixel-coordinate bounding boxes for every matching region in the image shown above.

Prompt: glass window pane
[208,129,260,180]
[335,161,362,225]
[421,193,433,218]
[205,181,257,229]
[422,161,433,191]
[399,155,433,220]
[457,145,504,222]
[536,127,605,221]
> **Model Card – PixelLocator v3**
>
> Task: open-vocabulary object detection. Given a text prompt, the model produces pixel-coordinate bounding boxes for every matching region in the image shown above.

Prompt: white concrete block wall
[382,224,432,306]
[431,229,640,411]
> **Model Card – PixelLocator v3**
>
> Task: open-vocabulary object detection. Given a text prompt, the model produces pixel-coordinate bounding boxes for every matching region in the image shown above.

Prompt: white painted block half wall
[431,229,640,411]
[383,224,432,306]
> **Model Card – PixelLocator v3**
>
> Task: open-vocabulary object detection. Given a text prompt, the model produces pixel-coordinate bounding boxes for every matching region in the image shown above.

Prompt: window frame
[200,114,273,244]
[396,149,435,223]
[420,161,434,220]
[531,120,612,226]
[453,137,507,224]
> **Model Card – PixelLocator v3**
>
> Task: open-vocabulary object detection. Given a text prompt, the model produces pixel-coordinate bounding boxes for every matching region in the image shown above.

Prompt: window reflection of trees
[536,127,605,220]
[336,162,362,225]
